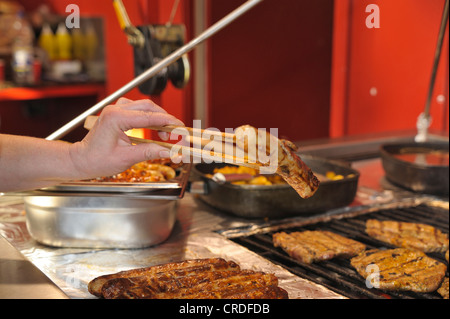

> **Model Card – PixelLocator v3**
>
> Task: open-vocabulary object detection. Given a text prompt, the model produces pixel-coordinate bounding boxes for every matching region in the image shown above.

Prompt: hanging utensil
[415,0,449,142]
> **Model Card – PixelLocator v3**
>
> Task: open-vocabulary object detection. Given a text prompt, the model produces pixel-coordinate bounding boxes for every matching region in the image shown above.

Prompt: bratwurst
[88,258,288,299]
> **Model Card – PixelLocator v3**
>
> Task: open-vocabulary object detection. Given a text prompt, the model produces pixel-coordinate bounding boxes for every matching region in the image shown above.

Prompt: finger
[104,107,184,132]
[158,131,170,141]
[118,99,168,114]
[116,97,132,105]
[128,143,173,162]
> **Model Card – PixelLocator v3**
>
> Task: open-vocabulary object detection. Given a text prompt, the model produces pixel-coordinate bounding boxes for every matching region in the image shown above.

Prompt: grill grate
[230,204,449,299]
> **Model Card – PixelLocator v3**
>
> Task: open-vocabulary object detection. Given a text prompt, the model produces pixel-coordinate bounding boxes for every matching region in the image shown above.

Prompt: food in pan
[350,248,447,293]
[234,125,320,198]
[87,159,177,183]
[365,219,449,253]
[325,171,355,181]
[211,165,355,186]
[446,250,449,262]
[88,258,288,299]
[272,230,366,264]
[211,166,286,185]
[438,277,449,299]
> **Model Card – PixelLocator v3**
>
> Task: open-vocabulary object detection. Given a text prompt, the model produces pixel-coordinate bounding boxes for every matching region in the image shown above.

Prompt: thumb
[129,143,173,163]
[116,97,132,105]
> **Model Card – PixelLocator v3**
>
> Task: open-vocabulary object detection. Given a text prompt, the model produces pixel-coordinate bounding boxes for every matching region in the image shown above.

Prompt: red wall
[331,0,449,137]
[207,0,334,142]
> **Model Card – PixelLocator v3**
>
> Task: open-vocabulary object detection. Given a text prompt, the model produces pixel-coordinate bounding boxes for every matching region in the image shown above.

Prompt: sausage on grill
[88,258,288,299]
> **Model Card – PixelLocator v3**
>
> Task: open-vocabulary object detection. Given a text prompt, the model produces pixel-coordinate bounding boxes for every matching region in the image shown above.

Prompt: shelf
[0,83,106,101]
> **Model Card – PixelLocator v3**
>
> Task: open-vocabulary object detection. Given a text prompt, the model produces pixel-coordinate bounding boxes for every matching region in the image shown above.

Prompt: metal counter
[0,232,68,299]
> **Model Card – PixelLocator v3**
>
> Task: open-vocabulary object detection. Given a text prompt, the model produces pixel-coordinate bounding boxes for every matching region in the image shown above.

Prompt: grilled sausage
[115,271,279,299]
[102,270,250,299]
[88,258,239,297]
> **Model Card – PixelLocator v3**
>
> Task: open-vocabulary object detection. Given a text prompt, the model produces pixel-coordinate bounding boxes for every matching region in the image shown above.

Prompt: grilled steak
[88,258,239,297]
[89,258,288,299]
[350,248,447,293]
[438,277,448,299]
[273,230,366,264]
[365,219,449,253]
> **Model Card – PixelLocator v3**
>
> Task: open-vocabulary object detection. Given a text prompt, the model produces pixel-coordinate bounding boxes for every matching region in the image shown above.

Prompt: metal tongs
[46,0,264,141]
[415,0,449,142]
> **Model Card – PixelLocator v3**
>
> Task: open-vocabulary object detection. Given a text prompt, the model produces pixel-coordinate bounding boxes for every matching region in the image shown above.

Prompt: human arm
[0,98,183,192]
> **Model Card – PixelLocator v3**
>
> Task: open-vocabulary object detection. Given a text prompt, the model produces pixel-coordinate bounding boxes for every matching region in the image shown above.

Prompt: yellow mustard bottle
[38,23,56,60]
[55,23,72,60]
[71,27,84,60]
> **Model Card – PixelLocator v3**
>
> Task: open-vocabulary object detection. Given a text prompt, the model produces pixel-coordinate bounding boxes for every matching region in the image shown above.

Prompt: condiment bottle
[11,12,35,85]
[71,27,84,60]
[55,22,72,60]
[38,23,56,60]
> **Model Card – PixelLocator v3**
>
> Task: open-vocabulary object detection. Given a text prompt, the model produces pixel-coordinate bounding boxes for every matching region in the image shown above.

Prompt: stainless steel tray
[40,163,191,195]
[22,164,192,249]
[24,195,178,249]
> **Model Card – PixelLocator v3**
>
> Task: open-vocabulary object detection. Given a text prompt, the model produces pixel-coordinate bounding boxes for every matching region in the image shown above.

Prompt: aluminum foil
[1,194,344,299]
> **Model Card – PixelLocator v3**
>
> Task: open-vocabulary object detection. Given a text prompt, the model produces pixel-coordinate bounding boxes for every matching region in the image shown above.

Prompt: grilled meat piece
[438,277,449,299]
[115,271,280,299]
[350,248,447,293]
[446,250,448,262]
[276,139,320,198]
[102,270,250,299]
[366,219,449,253]
[226,285,289,299]
[273,230,366,264]
[235,125,319,198]
[88,258,239,297]
[89,258,288,299]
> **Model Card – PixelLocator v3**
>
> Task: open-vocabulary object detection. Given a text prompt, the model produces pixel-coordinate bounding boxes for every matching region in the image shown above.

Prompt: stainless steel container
[24,195,178,249]
[23,163,191,249]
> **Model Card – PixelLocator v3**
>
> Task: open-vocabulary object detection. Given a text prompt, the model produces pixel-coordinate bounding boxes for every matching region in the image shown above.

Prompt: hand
[69,98,184,179]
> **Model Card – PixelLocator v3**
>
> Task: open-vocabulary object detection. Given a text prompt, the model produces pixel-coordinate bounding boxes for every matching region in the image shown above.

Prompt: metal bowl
[380,142,449,195]
[24,195,178,249]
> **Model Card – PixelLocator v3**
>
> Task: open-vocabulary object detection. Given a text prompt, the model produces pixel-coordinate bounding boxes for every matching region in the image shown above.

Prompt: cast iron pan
[192,155,360,219]
[380,142,449,195]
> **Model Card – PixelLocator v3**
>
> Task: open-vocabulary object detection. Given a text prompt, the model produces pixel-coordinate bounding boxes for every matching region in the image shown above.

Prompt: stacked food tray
[23,160,191,249]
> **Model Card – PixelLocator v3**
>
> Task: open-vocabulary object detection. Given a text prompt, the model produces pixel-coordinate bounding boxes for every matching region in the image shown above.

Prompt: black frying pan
[192,155,360,219]
[380,142,449,195]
